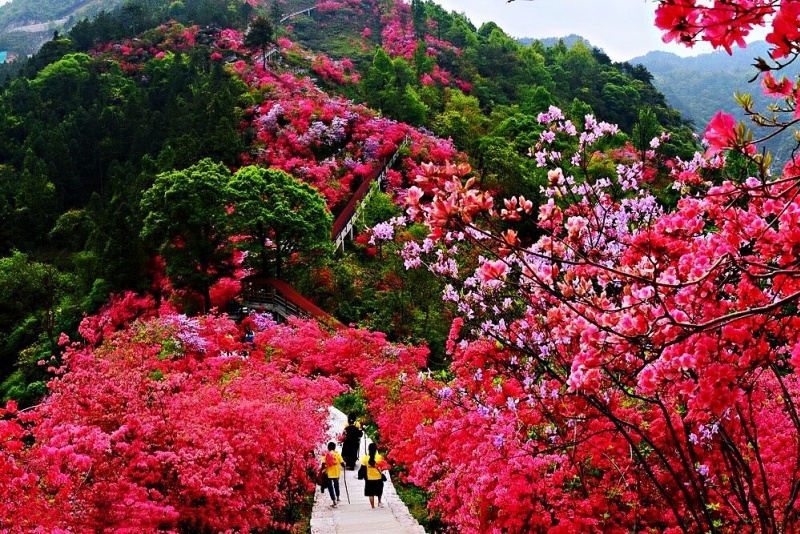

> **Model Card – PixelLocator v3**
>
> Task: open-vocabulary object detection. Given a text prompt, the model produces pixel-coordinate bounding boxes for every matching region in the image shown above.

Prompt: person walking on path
[310,407,427,534]
[321,441,344,508]
[360,442,388,509]
[341,413,363,470]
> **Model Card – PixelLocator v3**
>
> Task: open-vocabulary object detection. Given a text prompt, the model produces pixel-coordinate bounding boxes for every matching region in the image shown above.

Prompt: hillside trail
[311,407,427,534]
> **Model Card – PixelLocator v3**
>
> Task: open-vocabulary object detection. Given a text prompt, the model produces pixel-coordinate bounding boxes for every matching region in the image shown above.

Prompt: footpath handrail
[279,6,316,24]
[240,276,345,330]
[331,137,408,252]
[239,139,408,328]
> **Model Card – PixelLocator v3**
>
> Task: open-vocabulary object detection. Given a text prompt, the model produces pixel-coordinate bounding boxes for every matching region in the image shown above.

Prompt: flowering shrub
[230,33,465,212]
[0,298,353,532]
[375,0,469,90]
[362,93,800,532]
[380,5,416,60]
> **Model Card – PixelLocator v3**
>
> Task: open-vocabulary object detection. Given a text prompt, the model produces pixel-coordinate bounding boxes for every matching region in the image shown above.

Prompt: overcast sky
[432,0,744,62]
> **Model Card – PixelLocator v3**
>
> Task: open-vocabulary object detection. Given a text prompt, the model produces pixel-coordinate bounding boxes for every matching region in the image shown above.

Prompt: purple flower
[364,138,380,160]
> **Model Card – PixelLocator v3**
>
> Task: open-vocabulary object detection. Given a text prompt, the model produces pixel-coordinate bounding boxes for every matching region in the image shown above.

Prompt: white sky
[432,0,767,62]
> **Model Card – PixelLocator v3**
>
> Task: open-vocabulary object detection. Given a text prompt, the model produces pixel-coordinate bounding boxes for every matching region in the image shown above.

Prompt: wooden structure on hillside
[279,6,316,23]
[239,276,345,331]
[331,137,408,252]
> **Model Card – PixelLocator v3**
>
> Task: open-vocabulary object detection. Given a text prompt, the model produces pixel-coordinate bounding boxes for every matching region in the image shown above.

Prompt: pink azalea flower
[703,111,738,156]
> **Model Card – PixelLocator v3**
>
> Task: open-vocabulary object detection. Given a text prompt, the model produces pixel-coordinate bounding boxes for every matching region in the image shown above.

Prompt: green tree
[475,135,528,195]
[412,40,434,78]
[29,53,91,118]
[245,16,275,69]
[432,89,489,153]
[398,85,428,126]
[0,162,57,253]
[20,34,75,79]
[228,166,332,280]
[361,48,397,112]
[632,106,661,163]
[411,0,427,38]
[0,251,77,381]
[140,159,234,312]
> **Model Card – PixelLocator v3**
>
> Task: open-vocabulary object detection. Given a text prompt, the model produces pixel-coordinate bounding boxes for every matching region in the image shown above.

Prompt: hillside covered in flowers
[5,0,800,532]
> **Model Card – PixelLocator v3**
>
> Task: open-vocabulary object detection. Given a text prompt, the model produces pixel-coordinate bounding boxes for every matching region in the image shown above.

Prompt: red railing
[240,276,346,330]
[239,135,407,327]
[331,162,383,239]
[331,137,407,251]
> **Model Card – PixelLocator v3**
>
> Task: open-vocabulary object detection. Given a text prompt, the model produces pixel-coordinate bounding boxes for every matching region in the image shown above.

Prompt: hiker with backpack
[321,441,345,507]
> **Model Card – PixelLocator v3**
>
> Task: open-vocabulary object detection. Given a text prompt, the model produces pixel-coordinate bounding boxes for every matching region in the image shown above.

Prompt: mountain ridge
[629,39,798,164]
[0,0,125,57]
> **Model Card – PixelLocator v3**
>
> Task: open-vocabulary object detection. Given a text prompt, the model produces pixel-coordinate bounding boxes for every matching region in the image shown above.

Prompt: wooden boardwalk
[311,408,427,534]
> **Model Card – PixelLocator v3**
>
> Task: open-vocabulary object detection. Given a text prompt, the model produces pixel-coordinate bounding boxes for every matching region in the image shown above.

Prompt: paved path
[310,407,427,534]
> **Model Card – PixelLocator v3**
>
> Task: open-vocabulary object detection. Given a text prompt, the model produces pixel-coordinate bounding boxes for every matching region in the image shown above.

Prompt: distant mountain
[630,41,799,165]
[0,0,123,57]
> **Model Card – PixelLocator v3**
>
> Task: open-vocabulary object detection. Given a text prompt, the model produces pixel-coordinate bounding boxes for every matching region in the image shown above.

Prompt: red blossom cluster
[89,21,205,70]
[653,0,800,179]
[0,299,352,531]
[654,0,777,55]
[366,95,800,531]
[227,37,462,211]
[0,283,440,532]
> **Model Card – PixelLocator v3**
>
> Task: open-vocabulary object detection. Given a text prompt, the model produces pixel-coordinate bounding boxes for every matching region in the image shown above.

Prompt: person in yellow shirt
[360,442,388,508]
[321,441,344,507]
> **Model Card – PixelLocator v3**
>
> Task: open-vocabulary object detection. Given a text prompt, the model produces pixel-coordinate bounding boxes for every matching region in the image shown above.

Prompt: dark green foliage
[228,166,333,280]
[334,388,371,427]
[140,159,235,312]
[360,48,428,124]
[361,191,402,229]
[0,251,80,380]
[245,16,275,68]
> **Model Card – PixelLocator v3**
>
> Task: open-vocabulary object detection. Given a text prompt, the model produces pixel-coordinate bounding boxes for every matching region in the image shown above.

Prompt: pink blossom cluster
[375,1,470,91]
[315,0,367,16]
[226,35,463,211]
[655,0,776,55]
[0,298,348,531]
[380,2,416,60]
[374,100,800,531]
[424,34,462,57]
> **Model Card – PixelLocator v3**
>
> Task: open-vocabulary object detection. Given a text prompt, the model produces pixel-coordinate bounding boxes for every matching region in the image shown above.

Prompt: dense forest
[0,0,698,407]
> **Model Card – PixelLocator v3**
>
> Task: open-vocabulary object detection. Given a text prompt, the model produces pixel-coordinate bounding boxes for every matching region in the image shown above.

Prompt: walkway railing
[280,6,316,24]
[240,276,345,330]
[331,137,408,252]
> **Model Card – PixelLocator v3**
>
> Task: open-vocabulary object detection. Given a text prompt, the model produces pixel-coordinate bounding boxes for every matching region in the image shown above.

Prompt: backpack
[316,465,328,491]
